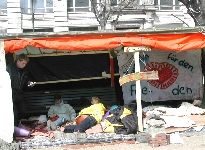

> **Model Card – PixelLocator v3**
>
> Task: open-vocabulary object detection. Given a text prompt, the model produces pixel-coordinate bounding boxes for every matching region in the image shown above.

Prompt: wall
[0,0,194,33]
[0,41,14,143]
[117,49,203,104]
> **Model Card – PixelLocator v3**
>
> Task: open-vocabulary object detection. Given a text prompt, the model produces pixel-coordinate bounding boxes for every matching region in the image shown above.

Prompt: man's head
[16,54,29,69]
[54,94,62,104]
[91,96,100,105]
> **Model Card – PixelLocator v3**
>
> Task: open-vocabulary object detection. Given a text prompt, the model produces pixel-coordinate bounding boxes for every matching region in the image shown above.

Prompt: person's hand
[28,81,36,87]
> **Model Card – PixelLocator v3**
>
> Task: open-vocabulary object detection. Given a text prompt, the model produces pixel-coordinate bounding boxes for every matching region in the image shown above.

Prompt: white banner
[117,49,203,104]
[0,41,14,143]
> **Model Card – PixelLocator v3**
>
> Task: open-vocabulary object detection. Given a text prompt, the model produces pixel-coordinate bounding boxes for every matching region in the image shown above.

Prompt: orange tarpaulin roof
[4,32,205,53]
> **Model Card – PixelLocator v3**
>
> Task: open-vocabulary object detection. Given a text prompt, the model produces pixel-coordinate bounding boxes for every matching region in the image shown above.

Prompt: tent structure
[1,27,205,136]
[2,27,205,53]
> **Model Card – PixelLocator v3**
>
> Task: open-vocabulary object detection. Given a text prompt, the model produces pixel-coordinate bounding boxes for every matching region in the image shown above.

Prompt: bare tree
[90,0,137,30]
[177,0,205,107]
[178,0,205,26]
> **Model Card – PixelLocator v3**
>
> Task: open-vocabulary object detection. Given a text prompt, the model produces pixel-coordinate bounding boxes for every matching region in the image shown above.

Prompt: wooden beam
[119,71,159,86]
[25,50,110,57]
[124,46,151,52]
[134,52,143,132]
[32,74,119,85]
[123,46,153,132]
[109,54,115,87]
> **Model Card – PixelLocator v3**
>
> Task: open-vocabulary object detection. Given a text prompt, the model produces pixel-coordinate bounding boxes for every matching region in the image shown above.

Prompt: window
[0,0,7,14]
[111,0,117,6]
[154,0,181,10]
[21,0,53,13]
[68,0,91,12]
[69,27,98,31]
[68,0,118,12]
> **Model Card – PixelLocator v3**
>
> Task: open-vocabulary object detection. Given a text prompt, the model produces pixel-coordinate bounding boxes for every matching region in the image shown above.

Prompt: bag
[49,115,59,122]
[76,115,89,124]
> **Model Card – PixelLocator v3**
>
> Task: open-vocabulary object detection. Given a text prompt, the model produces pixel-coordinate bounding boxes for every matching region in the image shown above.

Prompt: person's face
[55,99,61,104]
[91,99,98,105]
[16,59,28,69]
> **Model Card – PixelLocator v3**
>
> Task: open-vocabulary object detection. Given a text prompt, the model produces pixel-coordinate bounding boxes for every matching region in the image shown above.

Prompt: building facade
[0,0,194,34]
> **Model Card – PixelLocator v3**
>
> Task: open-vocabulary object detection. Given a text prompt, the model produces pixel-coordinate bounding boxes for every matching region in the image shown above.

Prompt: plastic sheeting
[4,32,205,53]
[26,54,119,82]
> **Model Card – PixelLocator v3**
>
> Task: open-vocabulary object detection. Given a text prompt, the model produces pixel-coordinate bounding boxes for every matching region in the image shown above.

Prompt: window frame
[22,0,53,14]
[154,0,181,10]
[68,0,92,12]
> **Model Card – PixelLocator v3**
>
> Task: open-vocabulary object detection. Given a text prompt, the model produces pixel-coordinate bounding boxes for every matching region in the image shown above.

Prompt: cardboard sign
[117,49,203,104]
[119,71,159,86]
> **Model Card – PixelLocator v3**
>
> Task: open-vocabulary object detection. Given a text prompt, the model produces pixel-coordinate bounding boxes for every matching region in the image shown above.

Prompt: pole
[134,51,143,132]
[31,0,34,32]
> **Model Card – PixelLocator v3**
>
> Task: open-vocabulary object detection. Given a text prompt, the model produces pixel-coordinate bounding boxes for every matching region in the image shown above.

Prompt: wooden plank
[22,14,32,20]
[32,76,115,85]
[68,13,95,18]
[6,13,21,17]
[119,71,159,86]
[54,27,68,32]
[7,29,22,33]
[8,17,21,24]
[54,16,68,21]
[54,12,68,17]
[7,24,21,28]
[0,15,8,20]
[54,22,68,27]
[124,46,151,52]
[22,20,54,28]
[68,20,99,25]
[43,13,55,19]
[23,14,55,20]
[53,7,67,12]
[7,8,21,13]
[7,2,20,7]
[34,14,55,20]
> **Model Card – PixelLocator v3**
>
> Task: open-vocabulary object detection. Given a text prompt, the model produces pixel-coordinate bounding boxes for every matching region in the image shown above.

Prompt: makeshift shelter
[1,27,205,142]
[3,27,205,53]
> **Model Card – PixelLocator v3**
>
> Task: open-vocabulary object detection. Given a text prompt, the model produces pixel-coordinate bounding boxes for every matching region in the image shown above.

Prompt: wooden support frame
[31,74,119,85]
[123,46,158,132]
[134,51,143,132]
[109,54,115,87]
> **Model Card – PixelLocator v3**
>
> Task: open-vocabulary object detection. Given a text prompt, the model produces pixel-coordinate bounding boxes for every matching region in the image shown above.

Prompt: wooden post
[134,52,143,132]
[123,46,155,132]
[109,54,115,87]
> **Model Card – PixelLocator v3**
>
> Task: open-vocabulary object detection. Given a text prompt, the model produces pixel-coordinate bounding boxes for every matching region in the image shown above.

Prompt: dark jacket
[6,62,29,102]
[104,105,138,135]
